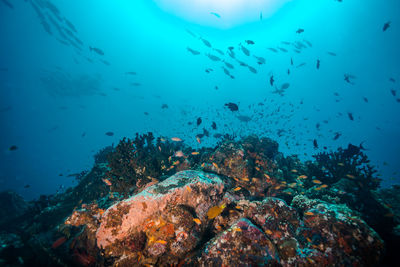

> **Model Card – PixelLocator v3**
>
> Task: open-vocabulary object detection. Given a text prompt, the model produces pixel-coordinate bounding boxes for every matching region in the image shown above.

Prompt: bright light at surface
[153,0,293,29]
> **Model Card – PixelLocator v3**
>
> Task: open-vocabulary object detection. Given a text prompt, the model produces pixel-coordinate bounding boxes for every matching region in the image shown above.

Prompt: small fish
[320,184,328,188]
[333,132,342,140]
[312,179,322,184]
[52,237,67,249]
[211,121,217,130]
[191,151,200,155]
[200,37,212,48]
[187,47,201,55]
[212,162,219,169]
[245,40,255,45]
[233,187,241,191]
[197,117,202,126]
[224,61,234,69]
[105,132,114,136]
[281,83,290,90]
[254,55,266,65]
[296,63,306,68]
[174,151,185,157]
[316,59,320,69]
[102,178,112,186]
[193,218,202,225]
[89,46,104,56]
[186,29,197,38]
[268,48,278,53]
[205,68,213,73]
[337,163,345,166]
[196,135,201,144]
[291,169,298,173]
[344,74,356,84]
[313,139,318,149]
[389,77,396,83]
[265,229,273,235]
[207,53,221,61]
[327,51,337,56]
[298,175,308,179]
[383,21,391,32]
[346,174,355,179]
[270,75,275,86]
[260,12,263,20]
[278,47,288,53]
[125,71,137,75]
[156,240,167,245]
[390,89,396,97]
[236,115,251,122]
[248,66,257,74]
[9,145,18,151]
[207,203,226,219]
[240,44,250,56]
[210,12,221,18]
[225,102,239,111]
[348,112,354,121]
[296,28,305,34]
[304,211,314,216]
[161,104,168,109]
[171,137,183,142]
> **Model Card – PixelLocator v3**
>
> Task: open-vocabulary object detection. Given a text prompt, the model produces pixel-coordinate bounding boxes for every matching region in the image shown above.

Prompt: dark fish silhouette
[211,122,217,130]
[270,75,274,86]
[383,21,391,32]
[207,53,221,61]
[348,112,354,121]
[89,46,104,56]
[245,40,255,45]
[254,56,265,64]
[197,117,202,126]
[248,66,257,74]
[296,28,304,34]
[126,72,137,75]
[105,132,114,136]
[9,145,18,151]
[240,44,250,56]
[225,103,239,111]
[200,37,212,48]
[333,132,342,140]
[316,59,320,69]
[161,104,168,109]
[210,12,221,18]
[281,83,290,90]
[390,89,396,97]
[237,115,252,122]
[187,47,201,55]
[313,139,318,149]
[1,0,13,9]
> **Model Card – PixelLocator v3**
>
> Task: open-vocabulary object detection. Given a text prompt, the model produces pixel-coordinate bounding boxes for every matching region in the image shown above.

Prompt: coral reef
[0,134,398,266]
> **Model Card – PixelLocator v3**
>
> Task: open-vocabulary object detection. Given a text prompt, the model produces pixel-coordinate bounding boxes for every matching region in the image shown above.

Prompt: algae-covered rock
[96,170,225,256]
[199,218,280,266]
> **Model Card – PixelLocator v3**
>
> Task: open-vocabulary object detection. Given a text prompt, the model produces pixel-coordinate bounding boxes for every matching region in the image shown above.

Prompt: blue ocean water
[0,0,399,200]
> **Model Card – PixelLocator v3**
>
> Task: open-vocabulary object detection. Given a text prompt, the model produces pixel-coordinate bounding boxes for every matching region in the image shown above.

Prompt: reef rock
[199,218,280,266]
[96,170,225,255]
